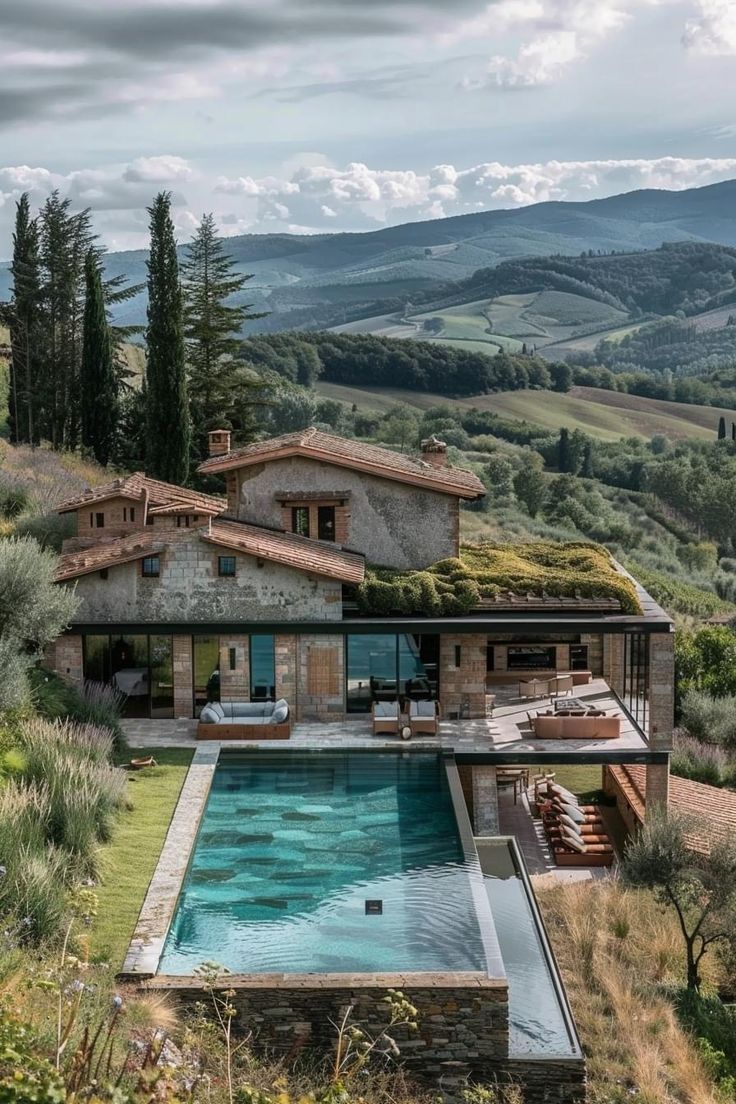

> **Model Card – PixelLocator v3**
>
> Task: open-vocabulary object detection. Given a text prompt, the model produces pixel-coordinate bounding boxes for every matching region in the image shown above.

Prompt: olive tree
[623,809,736,991]
[0,536,79,711]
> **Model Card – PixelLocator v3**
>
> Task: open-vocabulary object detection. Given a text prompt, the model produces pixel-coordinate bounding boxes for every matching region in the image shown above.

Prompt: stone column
[645,631,674,813]
[45,634,84,688]
[471,765,499,835]
[440,634,487,718]
[297,634,345,721]
[172,635,193,718]
[219,635,249,701]
[603,633,624,696]
[275,634,298,714]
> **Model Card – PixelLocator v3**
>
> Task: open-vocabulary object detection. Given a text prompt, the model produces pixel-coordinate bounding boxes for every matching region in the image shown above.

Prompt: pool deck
[122,677,655,762]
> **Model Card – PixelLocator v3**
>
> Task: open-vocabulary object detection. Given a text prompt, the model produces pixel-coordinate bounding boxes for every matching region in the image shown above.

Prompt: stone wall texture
[45,634,84,688]
[151,975,511,1084]
[70,532,343,623]
[440,635,487,718]
[232,456,459,568]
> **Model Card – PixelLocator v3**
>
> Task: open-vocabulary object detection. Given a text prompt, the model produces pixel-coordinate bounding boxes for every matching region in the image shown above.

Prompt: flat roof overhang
[65,612,673,636]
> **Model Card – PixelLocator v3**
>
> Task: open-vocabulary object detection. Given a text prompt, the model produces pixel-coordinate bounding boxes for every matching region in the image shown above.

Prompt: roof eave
[199,531,365,585]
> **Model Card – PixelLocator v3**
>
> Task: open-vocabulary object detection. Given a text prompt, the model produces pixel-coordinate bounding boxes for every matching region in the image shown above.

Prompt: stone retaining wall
[148,974,509,1083]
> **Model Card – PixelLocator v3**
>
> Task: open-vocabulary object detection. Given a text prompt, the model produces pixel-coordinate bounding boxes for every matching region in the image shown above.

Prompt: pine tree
[7,194,41,444]
[81,250,118,466]
[181,213,265,461]
[558,427,571,472]
[718,415,727,440]
[145,192,190,483]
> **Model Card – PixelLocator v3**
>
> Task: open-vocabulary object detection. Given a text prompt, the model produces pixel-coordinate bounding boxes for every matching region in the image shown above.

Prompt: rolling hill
[5,178,736,333]
[314,380,736,442]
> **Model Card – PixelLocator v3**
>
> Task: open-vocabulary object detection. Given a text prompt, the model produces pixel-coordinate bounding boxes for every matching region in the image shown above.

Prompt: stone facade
[74,494,144,539]
[172,636,193,717]
[45,634,84,689]
[297,633,346,720]
[70,530,343,623]
[440,634,487,718]
[230,455,460,568]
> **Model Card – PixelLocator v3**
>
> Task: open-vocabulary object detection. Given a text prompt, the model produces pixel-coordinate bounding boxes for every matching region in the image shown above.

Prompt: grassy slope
[90,748,194,967]
[315,380,727,441]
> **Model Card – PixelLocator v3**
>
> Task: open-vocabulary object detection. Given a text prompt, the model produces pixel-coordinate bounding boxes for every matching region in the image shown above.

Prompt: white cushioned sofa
[196,699,291,741]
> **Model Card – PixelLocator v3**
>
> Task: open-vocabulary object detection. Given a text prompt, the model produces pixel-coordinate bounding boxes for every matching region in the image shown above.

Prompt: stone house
[48,426,673,807]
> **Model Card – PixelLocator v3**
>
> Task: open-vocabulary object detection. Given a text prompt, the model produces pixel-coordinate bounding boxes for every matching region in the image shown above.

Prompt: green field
[315,380,732,441]
[330,289,629,358]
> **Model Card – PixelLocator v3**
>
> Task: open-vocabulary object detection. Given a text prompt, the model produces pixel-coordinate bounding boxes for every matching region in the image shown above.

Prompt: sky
[1,0,736,253]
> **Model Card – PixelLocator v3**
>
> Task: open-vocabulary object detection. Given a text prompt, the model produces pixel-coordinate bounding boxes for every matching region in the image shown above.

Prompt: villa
[46,427,675,1102]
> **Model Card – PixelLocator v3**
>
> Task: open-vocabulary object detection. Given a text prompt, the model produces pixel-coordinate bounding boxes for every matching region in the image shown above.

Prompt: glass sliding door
[109,635,150,717]
[149,635,174,718]
[346,634,439,713]
[250,635,276,701]
[193,635,220,716]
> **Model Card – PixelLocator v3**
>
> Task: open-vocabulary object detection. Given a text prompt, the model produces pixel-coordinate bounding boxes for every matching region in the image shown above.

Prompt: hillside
[314,380,733,442]
[5,179,736,333]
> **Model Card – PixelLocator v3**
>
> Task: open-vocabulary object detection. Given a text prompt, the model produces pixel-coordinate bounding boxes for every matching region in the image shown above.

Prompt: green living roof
[355,540,642,617]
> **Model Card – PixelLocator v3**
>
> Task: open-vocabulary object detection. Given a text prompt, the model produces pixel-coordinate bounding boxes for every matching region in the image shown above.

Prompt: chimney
[208,429,231,458]
[420,434,448,468]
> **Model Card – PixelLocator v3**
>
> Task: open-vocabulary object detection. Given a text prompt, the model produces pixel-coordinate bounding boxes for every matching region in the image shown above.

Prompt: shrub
[679,690,736,749]
[30,671,126,751]
[671,731,731,787]
[676,989,736,1091]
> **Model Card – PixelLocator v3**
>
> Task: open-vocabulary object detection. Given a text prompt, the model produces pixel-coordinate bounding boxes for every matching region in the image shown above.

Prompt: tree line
[3,192,263,483]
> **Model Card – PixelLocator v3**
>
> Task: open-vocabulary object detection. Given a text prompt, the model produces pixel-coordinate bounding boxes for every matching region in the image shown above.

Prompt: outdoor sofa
[197,699,291,740]
[532,714,621,739]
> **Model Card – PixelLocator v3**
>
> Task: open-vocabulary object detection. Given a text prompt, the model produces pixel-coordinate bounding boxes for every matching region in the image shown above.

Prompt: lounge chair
[551,674,574,697]
[409,699,440,736]
[372,701,401,736]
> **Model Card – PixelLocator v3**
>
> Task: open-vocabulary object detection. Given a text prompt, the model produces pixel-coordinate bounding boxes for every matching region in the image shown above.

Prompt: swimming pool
[160,751,496,975]
[477,838,580,1058]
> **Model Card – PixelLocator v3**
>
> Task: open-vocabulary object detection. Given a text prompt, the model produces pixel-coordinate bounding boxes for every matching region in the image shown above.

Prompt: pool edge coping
[120,742,220,979]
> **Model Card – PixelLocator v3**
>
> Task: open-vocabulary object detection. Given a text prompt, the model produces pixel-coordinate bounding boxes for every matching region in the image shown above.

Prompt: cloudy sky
[1,0,736,253]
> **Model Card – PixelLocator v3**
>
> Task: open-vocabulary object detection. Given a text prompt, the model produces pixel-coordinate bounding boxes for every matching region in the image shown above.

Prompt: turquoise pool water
[160,752,491,975]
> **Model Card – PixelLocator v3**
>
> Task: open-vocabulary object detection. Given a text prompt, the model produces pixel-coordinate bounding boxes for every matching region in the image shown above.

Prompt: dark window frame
[95,511,105,528]
[317,505,336,541]
[291,505,310,537]
[218,555,236,577]
[141,555,160,578]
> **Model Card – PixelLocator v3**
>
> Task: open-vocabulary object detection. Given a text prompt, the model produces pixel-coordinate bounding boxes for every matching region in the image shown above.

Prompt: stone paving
[122,677,649,759]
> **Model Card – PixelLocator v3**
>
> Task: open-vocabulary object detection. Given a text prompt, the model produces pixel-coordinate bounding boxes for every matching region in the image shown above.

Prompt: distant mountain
[4,178,736,332]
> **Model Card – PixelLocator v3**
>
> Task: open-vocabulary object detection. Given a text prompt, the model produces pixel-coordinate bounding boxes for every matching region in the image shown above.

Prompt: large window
[250,634,276,701]
[346,634,439,713]
[193,635,220,716]
[82,634,173,719]
[622,632,649,733]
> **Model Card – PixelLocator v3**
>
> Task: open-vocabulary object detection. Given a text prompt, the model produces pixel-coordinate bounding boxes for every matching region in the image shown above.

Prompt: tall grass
[537,879,719,1104]
[0,719,126,939]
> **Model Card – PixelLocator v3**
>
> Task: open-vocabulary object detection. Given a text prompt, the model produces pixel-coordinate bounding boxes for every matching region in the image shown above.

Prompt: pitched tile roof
[201,518,365,583]
[55,534,164,582]
[197,427,486,499]
[56,472,226,516]
[608,764,736,855]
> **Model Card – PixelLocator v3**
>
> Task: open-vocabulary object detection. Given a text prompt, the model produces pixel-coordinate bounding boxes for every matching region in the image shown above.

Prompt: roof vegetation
[355,540,642,616]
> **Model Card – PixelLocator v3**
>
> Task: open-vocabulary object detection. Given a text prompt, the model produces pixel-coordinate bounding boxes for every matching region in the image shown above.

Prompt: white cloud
[482,30,581,88]
[683,0,736,55]
[2,153,736,252]
[122,155,194,183]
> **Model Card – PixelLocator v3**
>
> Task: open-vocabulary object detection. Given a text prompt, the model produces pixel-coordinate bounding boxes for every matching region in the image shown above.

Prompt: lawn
[528,762,604,801]
[90,746,194,968]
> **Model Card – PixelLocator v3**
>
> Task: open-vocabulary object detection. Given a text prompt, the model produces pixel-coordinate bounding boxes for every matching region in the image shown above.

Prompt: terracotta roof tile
[197,428,485,499]
[55,534,163,582]
[201,518,365,584]
[608,764,736,855]
[56,473,226,516]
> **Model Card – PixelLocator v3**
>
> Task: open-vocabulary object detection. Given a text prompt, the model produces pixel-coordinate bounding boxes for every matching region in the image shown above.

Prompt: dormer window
[91,511,105,529]
[177,515,192,528]
[123,506,136,523]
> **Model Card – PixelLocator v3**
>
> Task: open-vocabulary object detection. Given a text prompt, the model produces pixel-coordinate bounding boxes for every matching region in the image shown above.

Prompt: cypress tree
[81,249,118,465]
[145,192,190,483]
[182,213,265,462]
[581,440,594,478]
[558,427,571,472]
[718,415,727,440]
[7,194,41,444]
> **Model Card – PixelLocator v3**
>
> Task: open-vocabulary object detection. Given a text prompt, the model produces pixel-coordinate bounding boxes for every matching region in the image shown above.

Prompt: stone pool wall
[148,973,509,1081]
